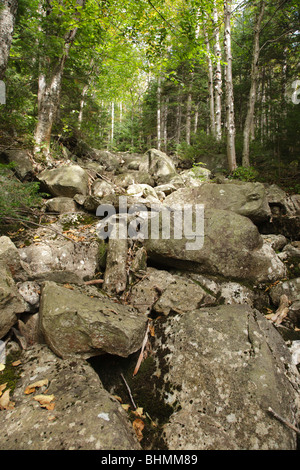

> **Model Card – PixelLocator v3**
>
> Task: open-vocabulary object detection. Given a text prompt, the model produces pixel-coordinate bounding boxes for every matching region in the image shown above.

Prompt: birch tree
[223,0,237,171]
[0,0,18,80]
[213,3,222,141]
[242,0,265,167]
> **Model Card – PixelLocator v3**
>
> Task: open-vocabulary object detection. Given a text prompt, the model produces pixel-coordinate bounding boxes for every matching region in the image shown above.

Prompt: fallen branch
[271,295,289,326]
[133,323,150,377]
[267,407,300,435]
[121,373,136,410]
[83,279,104,285]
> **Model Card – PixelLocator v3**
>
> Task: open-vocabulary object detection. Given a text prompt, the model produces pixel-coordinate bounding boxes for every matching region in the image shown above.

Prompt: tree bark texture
[0,0,18,80]
[213,5,222,141]
[242,0,265,167]
[224,0,237,172]
[34,0,85,156]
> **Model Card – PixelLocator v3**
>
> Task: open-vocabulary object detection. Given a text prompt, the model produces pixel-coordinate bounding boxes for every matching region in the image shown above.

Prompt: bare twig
[268,407,300,435]
[83,279,104,285]
[133,323,150,377]
[121,373,136,410]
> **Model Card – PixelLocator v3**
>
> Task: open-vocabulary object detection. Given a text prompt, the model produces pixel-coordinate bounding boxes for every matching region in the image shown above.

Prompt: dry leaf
[132,407,145,418]
[149,324,155,337]
[33,394,55,407]
[63,284,74,290]
[0,364,5,372]
[0,389,11,409]
[12,360,21,367]
[121,404,130,412]
[133,418,144,442]
[113,395,123,403]
[0,383,7,397]
[45,402,55,411]
[25,379,49,395]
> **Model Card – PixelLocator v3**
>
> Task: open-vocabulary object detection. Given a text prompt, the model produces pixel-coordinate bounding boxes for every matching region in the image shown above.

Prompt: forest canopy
[0,0,299,190]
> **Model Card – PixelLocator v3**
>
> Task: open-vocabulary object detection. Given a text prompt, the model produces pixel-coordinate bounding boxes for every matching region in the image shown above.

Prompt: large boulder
[140,149,177,184]
[127,267,215,315]
[0,263,26,339]
[39,281,148,359]
[38,165,89,198]
[164,182,271,223]
[0,236,23,279]
[0,344,141,450]
[0,149,34,181]
[144,207,286,283]
[154,305,300,450]
[19,238,100,282]
[44,197,78,214]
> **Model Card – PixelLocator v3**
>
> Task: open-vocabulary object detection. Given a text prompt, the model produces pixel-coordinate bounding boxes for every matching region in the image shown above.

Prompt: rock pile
[0,145,299,450]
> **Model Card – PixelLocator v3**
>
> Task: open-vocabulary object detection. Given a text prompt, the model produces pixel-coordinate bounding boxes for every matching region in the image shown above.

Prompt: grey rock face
[144,208,286,283]
[39,281,148,359]
[38,165,89,197]
[164,181,271,223]
[154,305,300,450]
[0,263,26,339]
[19,238,100,282]
[0,344,141,450]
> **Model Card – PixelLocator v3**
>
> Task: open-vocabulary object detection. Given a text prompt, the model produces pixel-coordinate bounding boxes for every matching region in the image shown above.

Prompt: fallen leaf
[33,394,55,407]
[113,395,123,403]
[0,389,11,409]
[132,407,145,418]
[12,360,21,367]
[133,418,144,441]
[0,383,7,397]
[45,402,55,411]
[149,324,155,337]
[0,364,5,372]
[121,404,130,412]
[25,379,49,395]
[63,284,74,290]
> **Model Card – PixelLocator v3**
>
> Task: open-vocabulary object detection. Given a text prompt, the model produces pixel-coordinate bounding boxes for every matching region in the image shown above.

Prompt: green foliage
[230,166,259,182]
[0,163,43,224]
[177,131,226,164]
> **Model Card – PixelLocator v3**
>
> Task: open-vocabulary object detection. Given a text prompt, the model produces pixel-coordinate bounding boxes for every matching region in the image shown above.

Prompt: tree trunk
[163,96,169,152]
[204,25,215,137]
[223,0,237,172]
[242,0,265,167]
[175,92,182,146]
[78,84,89,129]
[0,0,18,81]
[186,78,193,145]
[157,74,162,150]
[34,1,85,156]
[213,4,222,141]
[111,101,115,145]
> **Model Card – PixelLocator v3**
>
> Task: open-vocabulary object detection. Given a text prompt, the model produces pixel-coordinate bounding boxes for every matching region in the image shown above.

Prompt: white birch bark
[213,4,222,141]
[157,74,162,150]
[0,0,18,80]
[204,26,215,137]
[224,0,237,171]
[242,0,265,167]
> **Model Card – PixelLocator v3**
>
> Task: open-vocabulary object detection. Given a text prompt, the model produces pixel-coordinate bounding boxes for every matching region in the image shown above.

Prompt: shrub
[0,163,43,224]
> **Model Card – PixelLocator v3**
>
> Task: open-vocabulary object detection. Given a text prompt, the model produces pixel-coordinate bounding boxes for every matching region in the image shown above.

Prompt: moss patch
[0,349,22,394]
